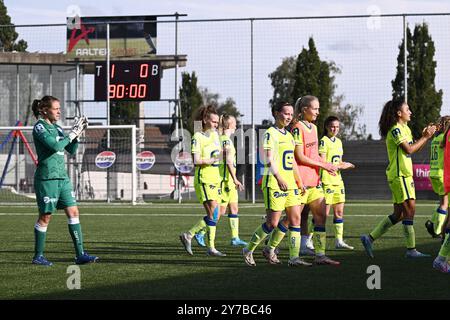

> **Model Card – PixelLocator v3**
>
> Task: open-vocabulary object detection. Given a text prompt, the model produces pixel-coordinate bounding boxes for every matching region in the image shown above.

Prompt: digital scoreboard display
[94,61,161,101]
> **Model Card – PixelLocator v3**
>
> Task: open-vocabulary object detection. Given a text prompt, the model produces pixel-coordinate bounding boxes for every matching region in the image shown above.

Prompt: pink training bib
[291,121,321,187]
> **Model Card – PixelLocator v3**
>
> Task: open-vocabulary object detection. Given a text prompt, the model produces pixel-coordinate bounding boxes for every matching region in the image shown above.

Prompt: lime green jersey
[219,134,236,183]
[429,133,444,178]
[319,136,344,185]
[385,123,413,180]
[33,119,78,180]
[261,126,296,190]
[192,130,221,184]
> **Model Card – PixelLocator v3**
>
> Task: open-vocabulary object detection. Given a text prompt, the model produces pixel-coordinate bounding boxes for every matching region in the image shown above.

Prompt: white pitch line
[0,203,439,210]
[0,212,431,217]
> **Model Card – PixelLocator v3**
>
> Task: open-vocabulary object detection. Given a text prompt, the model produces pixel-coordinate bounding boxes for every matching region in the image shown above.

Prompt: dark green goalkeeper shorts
[34,178,77,214]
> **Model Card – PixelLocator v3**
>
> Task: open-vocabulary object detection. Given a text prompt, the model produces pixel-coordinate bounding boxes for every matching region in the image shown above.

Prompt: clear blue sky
[5,0,450,137]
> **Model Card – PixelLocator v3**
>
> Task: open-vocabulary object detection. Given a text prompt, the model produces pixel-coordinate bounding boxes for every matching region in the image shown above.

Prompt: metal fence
[0,13,448,202]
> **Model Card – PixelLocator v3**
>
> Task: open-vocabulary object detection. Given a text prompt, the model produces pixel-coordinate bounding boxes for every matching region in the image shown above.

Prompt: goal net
[0,125,137,205]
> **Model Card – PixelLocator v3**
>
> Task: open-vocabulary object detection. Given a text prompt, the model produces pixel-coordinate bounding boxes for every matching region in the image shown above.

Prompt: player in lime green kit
[242,102,310,267]
[425,116,450,238]
[432,122,450,273]
[319,116,355,250]
[218,114,247,246]
[31,96,98,266]
[179,105,226,257]
[193,114,247,247]
[361,98,436,258]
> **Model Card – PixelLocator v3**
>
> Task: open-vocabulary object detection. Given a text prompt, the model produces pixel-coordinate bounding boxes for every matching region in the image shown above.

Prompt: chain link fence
[1,13,448,202]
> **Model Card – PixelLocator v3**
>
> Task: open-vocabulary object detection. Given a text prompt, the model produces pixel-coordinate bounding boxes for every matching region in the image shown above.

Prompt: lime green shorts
[220,181,238,206]
[323,184,346,205]
[194,182,221,204]
[34,178,77,214]
[263,187,302,212]
[430,176,445,196]
[299,184,325,205]
[388,176,416,204]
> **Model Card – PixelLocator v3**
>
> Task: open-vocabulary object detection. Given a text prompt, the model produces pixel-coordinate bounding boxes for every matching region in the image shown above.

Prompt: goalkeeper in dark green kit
[31,95,98,266]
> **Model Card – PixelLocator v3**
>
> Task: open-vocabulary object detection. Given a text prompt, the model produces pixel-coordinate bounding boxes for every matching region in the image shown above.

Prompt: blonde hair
[219,114,235,134]
[293,95,318,124]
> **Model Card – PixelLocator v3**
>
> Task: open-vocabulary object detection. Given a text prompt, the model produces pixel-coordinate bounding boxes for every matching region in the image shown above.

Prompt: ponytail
[194,105,218,129]
[31,99,41,119]
[293,95,318,125]
[31,96,59,119]
[219,113,234,134]
[378,98,405,138]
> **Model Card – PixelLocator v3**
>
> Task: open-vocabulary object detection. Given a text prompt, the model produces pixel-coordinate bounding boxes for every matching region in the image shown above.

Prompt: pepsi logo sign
[136,151,156,171]
[95,151,116,169]
[174,151,194,174]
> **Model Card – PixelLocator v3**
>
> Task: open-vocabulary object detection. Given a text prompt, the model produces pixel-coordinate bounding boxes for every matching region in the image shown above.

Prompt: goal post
[0,124,137,205]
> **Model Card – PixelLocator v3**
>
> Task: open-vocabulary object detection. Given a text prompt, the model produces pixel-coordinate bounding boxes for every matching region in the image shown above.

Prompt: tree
[201,88,243,125]
[269,37,337,136]
[179,72,203,133]
[330,101,367,141]
[292,37,335,136]
[392,23,442,139]
[110,101,139,126]
[268,56,297,110]
[0,1,28,52]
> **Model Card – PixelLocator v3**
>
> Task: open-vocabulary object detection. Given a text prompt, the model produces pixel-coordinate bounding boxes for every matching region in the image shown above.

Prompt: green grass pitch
[0,202,448,300]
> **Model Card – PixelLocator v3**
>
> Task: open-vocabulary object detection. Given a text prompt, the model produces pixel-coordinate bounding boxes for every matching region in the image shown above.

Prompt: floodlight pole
[106,23,111,203]
[174,12,183,203]
[403,15,408,103]
[251,19,255,204]
[15,65,20,193]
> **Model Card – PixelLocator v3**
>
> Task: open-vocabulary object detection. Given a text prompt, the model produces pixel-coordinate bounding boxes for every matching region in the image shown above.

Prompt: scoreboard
[94,60,161,101]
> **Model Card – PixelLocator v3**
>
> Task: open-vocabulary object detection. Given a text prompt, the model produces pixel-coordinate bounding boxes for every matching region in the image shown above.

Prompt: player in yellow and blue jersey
[361,99,436,258]
[425,116,450,238]
[319,116,355,250]
[218,114,247,246]
[193,114,247,247]
[179,105,226,257]
[242,102,310,267]
[432,122,450,273]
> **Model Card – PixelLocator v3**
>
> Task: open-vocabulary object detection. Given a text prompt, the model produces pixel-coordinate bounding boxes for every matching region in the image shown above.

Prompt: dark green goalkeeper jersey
[33,119,78,180]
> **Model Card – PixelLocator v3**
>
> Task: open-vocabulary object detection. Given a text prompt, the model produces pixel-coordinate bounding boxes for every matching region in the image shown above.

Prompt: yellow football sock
[288,226,301,259]
[204,217,217,249]
[247,223,272,252]
[228,214,240,239]
[333,219,344,241]
[438,229,450,258]
[267,223,288,249]
[435,208,447,235]
[369,214,397,241]
[402,220,415,250]
[188,218,207,236]
[312,226,326,255]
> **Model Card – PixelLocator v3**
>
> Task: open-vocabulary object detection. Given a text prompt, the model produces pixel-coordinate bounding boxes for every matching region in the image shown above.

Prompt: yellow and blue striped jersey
[319,136,344,185]
[219,134,236,184]
[192,131,221,184]
[429,133,444,178]
[385,123,413,180]
[262,126,296,190]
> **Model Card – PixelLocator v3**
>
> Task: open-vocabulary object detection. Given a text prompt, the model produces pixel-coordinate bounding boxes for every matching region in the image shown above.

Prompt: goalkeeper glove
[68,116,85,142]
